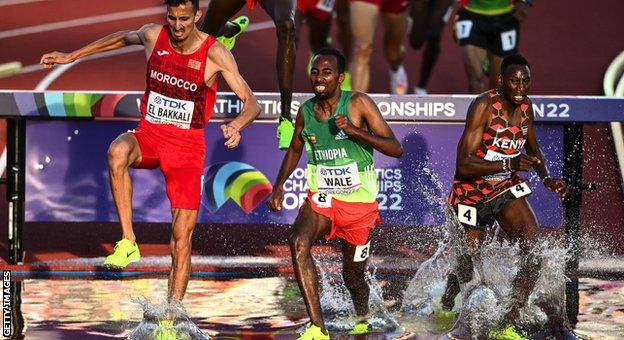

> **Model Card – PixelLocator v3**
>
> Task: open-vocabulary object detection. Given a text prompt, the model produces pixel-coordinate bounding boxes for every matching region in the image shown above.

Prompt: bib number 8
[312,192,332,208]
[353,241,371,262]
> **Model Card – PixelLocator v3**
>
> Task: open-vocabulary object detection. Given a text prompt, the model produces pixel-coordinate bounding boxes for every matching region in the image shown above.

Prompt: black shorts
[455,7,519,56]
[452,182,532,230]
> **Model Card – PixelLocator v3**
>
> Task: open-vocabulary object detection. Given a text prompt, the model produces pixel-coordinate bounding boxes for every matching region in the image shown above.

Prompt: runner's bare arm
[40,24,160,68]
[337,92,403,158]
[455,94,537,178]
[524,102,568,197]
[207,43,261,134]
[267,110,305,211]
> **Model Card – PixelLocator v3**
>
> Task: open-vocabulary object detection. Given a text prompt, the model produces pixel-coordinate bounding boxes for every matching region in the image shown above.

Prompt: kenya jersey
[139,26,217,130]
[449,90,530,205]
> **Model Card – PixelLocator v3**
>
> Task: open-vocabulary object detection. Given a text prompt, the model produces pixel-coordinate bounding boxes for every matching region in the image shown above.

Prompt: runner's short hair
[501,54,530,75]
[313,48,346,74]
[164,0,199,12]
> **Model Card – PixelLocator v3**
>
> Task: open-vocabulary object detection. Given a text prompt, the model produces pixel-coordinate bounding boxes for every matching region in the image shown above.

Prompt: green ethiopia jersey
[301,91,378,203]
[463,0,515,15]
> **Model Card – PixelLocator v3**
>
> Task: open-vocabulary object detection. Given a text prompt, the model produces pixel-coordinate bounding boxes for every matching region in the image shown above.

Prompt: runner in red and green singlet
[268,48,402,339]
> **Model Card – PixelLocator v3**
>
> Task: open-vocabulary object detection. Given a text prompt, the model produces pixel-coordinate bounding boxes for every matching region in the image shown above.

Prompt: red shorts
[132,120,206,210]
[350,0,408,13]
[298,0,333,21]
[306,192,382,246]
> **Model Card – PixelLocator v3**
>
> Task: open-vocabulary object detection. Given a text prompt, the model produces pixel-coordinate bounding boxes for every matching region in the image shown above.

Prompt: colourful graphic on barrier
[203,162,273,214]
[3,92,111,117]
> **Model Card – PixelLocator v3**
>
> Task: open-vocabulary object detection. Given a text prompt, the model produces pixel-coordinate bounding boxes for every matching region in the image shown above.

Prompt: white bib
[145,91,194,129]
[509,182,532,198]
[316,163,361,194]
[353,241,371,262]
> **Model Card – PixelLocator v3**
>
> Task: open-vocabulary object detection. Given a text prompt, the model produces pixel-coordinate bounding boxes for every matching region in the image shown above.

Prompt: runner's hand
[510,154,539,171]
[334,115,356,136]
[514,1,530,22]
[221,124,241,149]
[544,178,568,199]
[40,52,74,68]
[266,188,284,211]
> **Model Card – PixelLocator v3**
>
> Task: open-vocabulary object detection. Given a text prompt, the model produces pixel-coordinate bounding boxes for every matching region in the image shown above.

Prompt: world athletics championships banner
[24,121,565,227]
[1,91,623,122]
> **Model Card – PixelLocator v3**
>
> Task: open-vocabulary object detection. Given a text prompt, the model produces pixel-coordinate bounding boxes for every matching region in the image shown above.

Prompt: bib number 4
[510,182,532,198]
[457,204,477,227]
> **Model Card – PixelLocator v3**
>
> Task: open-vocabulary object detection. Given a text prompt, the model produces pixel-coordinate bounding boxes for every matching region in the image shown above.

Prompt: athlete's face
[499,65,531,105]
[310,55,344,99]
[166,3,202,42]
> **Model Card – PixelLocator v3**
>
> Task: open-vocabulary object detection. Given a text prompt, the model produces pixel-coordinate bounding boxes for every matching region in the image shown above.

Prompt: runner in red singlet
[40,0,261,304]
[439,54,570,339]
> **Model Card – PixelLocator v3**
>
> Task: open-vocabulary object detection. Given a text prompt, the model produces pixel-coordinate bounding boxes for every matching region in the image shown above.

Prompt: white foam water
[313,255,402,334]
[127,298,208,340]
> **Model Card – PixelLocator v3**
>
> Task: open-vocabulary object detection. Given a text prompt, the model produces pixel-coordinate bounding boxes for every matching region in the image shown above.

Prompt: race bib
[353,241,371,262]
[311,192,333,208]
[316,0,335,13]
[500,29,517,51]
[455,20,473,40]
[509,182,532,198]
[145,91,194,129]
[457,204,477,227]
[316,163,361,194]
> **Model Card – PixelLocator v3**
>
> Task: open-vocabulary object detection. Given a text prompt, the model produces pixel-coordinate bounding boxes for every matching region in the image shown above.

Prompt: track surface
[1,0,623,94]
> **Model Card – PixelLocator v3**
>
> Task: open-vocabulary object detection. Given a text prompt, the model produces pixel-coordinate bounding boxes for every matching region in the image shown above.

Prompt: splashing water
[396,197,591,338]
[312,255,402,333]
[127,299,208,340]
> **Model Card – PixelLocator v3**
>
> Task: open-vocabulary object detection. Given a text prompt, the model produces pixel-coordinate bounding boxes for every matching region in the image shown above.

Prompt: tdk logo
[322,167,352,176]
[156,97,188,110]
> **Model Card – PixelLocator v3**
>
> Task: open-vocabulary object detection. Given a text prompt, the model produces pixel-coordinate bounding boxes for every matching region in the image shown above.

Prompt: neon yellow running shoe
[488,324,527,340]
[154,320,179,340]
[433,310,457,332]
[298,324,330,340]
[103,239,140,269]
[217,16,250,51]
[341,71,352,91]
[349,322,369,335]
[307,52,314,75]
[277,117,294,150]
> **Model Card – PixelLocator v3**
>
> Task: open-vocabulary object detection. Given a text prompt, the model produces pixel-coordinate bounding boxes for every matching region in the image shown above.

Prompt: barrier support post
[7,118,26,264]
[563,123,583,326]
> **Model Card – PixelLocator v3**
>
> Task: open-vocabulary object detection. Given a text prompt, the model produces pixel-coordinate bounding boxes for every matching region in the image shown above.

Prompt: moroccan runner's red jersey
[139,26,217,130]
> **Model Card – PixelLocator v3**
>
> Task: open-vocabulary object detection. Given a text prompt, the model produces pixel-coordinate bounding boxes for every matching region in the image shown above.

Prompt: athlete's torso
[140,26,217,130]
[450,90,530,205]
[461,0,515,15]
[301,91,378,202]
